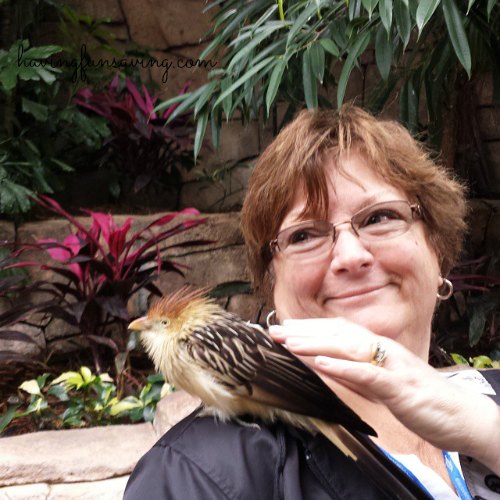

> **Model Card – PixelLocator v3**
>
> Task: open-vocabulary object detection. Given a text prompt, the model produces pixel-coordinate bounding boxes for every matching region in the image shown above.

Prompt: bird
[128,286,432,500]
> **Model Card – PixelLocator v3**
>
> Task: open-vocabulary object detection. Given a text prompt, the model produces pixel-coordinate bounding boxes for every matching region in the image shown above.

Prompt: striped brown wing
[186,312,375,435]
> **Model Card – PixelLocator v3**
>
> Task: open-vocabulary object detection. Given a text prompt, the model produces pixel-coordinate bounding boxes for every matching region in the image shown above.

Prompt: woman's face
[271,151,443,356]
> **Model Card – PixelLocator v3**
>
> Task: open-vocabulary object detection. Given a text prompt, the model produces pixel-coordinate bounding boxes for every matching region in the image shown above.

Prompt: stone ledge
[0,476,129,500]
[0,423,156,487]
[0,390,200,499]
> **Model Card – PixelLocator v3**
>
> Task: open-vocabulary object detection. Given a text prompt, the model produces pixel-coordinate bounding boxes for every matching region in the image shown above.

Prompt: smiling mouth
[330,285,386,300]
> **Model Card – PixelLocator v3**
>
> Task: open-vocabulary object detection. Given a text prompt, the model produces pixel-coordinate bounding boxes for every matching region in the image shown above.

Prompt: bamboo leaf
[486,0,495,19]
[220,77,232,119]
[319,38,340,57]
[416,0,440,34]
[442,0,471,77]
[287,0,326,48]
[266,57,286,116]
[375,25,392,81]
[400,77,419,132]
[309,41,325,84]
[466,0,476,15]
[361,0,379,18]
[302,49,318,108]
[194,110,209,161]
[194,80,218,117]
[227,24,284,73]
[214,56,275,107]
[379,0,393,33]
[394,0,411,48]
[337,31,371,107]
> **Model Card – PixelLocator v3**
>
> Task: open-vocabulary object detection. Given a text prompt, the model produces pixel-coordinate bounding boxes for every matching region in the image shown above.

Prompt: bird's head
[128,286,217,371]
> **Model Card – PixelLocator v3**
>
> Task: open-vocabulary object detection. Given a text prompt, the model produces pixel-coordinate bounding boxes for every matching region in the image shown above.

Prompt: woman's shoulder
[124,410,285,500]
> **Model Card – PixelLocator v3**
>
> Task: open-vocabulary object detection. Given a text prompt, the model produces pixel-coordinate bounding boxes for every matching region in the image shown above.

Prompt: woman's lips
[329,285,387,301]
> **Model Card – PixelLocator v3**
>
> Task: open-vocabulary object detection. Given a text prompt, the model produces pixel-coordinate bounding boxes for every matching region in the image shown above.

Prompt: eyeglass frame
[269,200,422,257]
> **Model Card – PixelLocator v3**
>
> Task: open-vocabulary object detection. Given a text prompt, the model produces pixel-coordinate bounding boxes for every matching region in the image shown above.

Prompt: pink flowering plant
[14,195,209,379]
[74,76,195,202]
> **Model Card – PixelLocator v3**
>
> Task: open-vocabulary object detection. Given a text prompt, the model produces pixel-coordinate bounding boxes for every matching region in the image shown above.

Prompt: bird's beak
[128,316,150,331]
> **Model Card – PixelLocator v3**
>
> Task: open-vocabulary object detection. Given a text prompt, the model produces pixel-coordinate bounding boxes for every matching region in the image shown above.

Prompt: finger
[314,356,397,401]
[285,335,375,364]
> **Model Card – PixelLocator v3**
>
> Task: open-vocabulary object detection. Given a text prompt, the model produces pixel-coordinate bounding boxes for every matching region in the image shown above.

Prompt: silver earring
[266,310,277,328]
[437,278,453,300]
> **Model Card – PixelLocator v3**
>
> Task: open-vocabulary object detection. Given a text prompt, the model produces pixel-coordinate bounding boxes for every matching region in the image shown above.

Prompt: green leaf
[319,38,340,57]
[394,0,411,48]
[309,41,325,84]
[361,0,379,18]
[194,80,218,117]
[0,405,20,433]
[0,65,18,93]
[214,56,275,107]
[302,49,318,109]
[24,45,62,59]
[442,0,471,77]
[227,24,284,73]
[266,58,286,116]
[337,31,371,107]
[80,366,94,384]
[109,397,142,416]
[486,0,495,19]
[416,0,440,34]
[471,355,493,369]
[21,98,49,121]
[466,0,476,15]
[220,77,232,119]
[194,110,209,161]
[287,0,327,48]
[379,0,393,33]
[19,379,41,395]
[210,106,222,149]
[399,77,419,132]
[48,384,69,401]
[375,25,392,81]
[450,353,469,366]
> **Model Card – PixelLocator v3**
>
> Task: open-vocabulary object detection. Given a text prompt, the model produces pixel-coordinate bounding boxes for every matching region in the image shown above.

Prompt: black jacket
[124,370,500,500]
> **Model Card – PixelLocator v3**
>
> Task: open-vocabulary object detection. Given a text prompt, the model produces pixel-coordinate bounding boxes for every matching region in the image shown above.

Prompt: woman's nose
[329,224,374,274]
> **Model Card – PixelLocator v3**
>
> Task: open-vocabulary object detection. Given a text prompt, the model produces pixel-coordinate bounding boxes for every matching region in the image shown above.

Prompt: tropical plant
[157,0,499,175]
[433,253,500,363]
[13,195,209,381]
[0,246,56,363]
[74,76,196,203]
[0,367,170,434]
[0,1,163,216]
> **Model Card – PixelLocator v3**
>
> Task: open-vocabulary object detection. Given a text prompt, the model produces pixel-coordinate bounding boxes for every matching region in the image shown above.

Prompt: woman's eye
[363,210,401,226]
[288,229,313,245]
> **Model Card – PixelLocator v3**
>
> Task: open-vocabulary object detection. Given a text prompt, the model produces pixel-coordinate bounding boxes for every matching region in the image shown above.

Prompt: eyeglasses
[270,200,421,260]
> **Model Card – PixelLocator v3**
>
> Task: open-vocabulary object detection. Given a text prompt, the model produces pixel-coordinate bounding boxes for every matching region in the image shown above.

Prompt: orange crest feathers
[148,286,212,319]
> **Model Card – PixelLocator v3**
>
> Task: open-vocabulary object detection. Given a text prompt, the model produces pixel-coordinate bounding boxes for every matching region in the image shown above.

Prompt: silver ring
[370,342,387,367]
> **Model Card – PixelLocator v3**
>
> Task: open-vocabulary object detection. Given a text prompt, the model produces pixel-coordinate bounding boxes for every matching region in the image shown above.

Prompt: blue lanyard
[380,449,433,497]
[443,451,473,500]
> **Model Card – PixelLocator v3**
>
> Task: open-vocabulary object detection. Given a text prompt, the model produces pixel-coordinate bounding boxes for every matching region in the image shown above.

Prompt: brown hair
[240,105,467,295]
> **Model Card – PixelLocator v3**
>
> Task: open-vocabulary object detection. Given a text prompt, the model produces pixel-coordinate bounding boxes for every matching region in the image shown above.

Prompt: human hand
[269,318,500,474]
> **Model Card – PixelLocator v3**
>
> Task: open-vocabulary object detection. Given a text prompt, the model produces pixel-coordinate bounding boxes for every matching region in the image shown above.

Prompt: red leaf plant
[13,196,210,377]
[74,76,195,201]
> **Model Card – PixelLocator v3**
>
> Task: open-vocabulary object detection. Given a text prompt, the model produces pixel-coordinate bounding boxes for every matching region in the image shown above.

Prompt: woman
[125,106,500,499]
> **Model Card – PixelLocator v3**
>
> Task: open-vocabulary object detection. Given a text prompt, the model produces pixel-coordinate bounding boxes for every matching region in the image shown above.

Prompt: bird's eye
[160,319,170,327]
